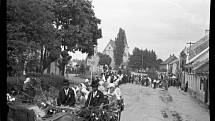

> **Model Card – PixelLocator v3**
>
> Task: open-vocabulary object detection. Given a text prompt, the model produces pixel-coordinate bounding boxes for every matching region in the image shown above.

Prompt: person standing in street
[57,79,76,107]
[184,81,188,92]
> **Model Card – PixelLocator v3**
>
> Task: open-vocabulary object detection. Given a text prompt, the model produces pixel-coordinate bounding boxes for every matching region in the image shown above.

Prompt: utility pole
[186,42,195,65]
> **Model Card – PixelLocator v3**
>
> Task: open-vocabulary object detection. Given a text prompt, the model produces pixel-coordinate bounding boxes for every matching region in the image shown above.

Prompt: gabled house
[103,28,129,69]
[159,54,178,73]
[103,40,116,68]
[169,58,179,75]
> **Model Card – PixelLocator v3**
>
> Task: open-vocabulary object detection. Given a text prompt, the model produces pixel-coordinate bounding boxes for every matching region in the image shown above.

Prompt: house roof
[169,58,179,65]
[188,34,209,60]
[103,39,116,53]
[161,55,178,65]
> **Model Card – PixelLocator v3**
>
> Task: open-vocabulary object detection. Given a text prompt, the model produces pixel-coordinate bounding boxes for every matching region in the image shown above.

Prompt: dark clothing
[85,90,104,107]
[184,82,188,92]
[22,84,36,103]
[57,87,76,106]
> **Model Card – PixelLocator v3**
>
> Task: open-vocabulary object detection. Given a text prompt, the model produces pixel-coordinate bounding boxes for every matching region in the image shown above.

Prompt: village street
[120,84,210,121]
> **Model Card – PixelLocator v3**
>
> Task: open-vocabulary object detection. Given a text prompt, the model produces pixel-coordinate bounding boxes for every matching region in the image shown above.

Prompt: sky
[70,0,210,60]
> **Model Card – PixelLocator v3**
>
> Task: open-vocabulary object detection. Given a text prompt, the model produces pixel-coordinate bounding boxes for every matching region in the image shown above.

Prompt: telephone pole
[186,42,195,63]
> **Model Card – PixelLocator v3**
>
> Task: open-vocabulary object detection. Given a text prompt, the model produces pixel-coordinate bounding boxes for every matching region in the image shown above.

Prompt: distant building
[159,54,178,73]
[103,28,129,69]
[169,58,179,75]
[103,40,116,68]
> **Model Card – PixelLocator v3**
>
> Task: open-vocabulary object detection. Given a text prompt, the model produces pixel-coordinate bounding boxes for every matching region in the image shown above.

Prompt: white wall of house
[172,63,178,75]
[103,44,115,68]
[160,64,167,71]
[185,72,206,103]
[123,46,129,64]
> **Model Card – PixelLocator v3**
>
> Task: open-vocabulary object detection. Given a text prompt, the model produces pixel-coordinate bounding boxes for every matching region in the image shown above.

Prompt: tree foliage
[7,0,102,76]
[51,0,102,76]
[128,47,162,71]
[97,52,112,66]
[7,0,60,76]
[114,28,126,68]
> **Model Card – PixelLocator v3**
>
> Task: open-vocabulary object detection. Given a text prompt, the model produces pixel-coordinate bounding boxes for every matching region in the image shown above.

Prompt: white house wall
[103,44,115,68]
[185,72,205,103]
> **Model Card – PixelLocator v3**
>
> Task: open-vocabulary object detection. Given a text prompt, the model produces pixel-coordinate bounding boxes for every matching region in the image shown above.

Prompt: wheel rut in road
[159,90,190,121]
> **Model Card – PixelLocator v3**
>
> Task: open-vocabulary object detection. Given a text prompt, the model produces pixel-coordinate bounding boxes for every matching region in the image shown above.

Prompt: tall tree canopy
[51,0,102,75]
[114,28,126,68]
[128,47,162,71]
[7,0,102,76]
[7,0,59,75]
[97,52,112,66]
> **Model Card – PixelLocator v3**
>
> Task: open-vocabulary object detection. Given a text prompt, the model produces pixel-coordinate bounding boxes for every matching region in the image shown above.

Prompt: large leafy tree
[7,0,102,76]
[114,28,126,68]
[97,52,111,66]
[7,0,60,75]
[51,0,102,76]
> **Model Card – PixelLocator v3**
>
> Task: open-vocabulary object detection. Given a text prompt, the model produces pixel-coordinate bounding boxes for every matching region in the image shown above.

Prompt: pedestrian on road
[184,81,188,92]
[153,79,157,89]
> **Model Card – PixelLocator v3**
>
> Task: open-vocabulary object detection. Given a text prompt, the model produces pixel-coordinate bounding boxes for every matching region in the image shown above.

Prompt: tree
[7,0,102,76]
[114,28,126,68]
[128,47,142,69]
[128,47,160,70]
[97,52,111,66]
[7,0,60,75]
[52,0,102,76]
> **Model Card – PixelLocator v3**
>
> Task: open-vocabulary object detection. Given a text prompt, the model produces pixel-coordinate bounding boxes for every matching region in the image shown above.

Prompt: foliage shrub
[7,73,77,92]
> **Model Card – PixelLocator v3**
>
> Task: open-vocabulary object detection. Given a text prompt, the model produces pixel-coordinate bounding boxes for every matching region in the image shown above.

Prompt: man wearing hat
[57,79,76,107]
[84,80,104,108]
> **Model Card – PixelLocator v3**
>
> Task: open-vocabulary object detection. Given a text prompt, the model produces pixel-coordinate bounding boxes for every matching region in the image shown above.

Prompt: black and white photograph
[7,0,210,121]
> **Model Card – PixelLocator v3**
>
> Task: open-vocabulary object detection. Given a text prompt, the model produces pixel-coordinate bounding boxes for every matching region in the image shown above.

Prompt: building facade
[159,54,178,73]
[180,34,209,106]
[103,28,129,69]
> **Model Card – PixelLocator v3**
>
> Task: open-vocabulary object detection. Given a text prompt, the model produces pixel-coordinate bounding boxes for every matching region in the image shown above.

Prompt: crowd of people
[56,69,126,113]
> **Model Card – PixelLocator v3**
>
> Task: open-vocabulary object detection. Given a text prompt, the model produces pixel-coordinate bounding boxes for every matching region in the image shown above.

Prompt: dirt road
[120,84,209,121]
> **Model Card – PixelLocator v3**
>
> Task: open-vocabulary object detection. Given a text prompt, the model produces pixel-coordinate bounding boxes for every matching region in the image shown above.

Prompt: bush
[7,76,26,92]
[7,74,65,92]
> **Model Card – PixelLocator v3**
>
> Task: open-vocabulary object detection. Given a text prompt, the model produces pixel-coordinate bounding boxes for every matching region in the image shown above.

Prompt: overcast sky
[71,0,210,60]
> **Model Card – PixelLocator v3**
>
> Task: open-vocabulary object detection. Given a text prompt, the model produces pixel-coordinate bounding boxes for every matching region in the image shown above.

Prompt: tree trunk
[42,48,47,74]
[61,64,65,76]
[40,46,44,74]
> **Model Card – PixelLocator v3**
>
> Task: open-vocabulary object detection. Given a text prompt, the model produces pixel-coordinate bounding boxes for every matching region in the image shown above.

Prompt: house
[169,58,179,75]
[103,28,129,69]
[159,54,178,73]
[103,40,116,68]
[180,34,209,106]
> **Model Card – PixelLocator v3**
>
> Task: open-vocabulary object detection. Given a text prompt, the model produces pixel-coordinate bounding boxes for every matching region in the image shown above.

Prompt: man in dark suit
[57,79,76,107]
[84,80,104,108]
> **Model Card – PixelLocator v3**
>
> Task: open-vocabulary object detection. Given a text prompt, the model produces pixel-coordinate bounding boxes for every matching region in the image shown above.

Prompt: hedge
[7,73,66,92]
